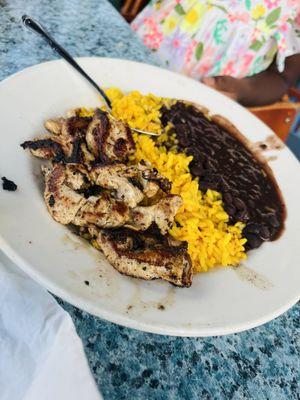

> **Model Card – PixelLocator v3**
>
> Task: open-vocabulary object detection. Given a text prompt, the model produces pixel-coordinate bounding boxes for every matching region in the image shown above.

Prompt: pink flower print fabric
[132,0,300,79]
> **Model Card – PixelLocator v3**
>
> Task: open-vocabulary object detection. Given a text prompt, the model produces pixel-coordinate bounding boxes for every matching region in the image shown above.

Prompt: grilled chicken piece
[44,118,64,135]
[24,111,134,165]
[89,163,171,207]
[86,109,135,162]
[73,194,130,228]
[43,164,87,224]
[59,116,93,163]
[44,162,179,232]
[61,115,92,138]
[43,164,130,229]
[88,226,193,287]
[23,115,94,163]
[126,195,182,234]
[140,165,171,193]
[89,163,144,207]
[21,138,65,161]
[64,164,90,190]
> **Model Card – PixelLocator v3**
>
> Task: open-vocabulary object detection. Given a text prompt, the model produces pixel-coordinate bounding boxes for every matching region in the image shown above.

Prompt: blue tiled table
[1,1,299,399]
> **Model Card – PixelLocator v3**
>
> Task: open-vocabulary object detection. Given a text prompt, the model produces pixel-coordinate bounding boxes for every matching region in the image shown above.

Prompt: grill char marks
[65,138,83,164]
[43,163,181,234]
[22,110,135,165]
[114,138,128,159]
[86,109,135,163]
[90,226,193,287]
[142,168,171,192]
[86,110,110,162]
[21,138,65,161]
[63,116,92,138]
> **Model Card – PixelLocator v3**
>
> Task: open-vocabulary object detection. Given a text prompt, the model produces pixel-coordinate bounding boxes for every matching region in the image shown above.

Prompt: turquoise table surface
[1,1,299,399]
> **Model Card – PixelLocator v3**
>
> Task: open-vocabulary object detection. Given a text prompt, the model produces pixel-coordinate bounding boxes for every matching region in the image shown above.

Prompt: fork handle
[22,15,112,110]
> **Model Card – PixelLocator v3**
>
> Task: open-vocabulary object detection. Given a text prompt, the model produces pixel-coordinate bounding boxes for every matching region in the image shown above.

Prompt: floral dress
[132,0,300,79]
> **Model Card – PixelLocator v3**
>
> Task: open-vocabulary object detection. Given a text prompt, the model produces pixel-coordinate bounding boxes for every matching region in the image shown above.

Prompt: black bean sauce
[161,102,285,250]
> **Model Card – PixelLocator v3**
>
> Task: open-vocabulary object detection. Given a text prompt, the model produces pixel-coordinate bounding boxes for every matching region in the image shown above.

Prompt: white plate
[0,58,299,336]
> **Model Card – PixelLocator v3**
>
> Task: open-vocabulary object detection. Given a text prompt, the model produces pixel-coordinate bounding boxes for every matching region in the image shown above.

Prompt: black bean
[244,233,263,250]
[236,210,250,223]
[234,198,246,210]
[259,225,271,240]
[223,192,233,204]
[190,164,203,177]
[269,214,279,228]
[248,199,255,208]
[179,136,189,147]
[244,223,261,234]
[203,158,214,170]
[199,181,209,191]
[225,205,236,217]
[220,178,230,192]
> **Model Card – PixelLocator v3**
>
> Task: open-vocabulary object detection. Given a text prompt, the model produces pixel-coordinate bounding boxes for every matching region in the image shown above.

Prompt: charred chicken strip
[89,163,171,207]
[23,115,94,164]
[73,194,130,228]
[43,164,130,229]
[88,226,193,287]
[44,163,178,232]
[64,164,90,190]
[59,116,93,163]
[21,138,65,161]
[89,163,144,207]
[86,109,135,163]
[43,164,87,225]
[61,115,92,138]
[44,118,64,135]
[126,195,182,234]
[26,111,135,165]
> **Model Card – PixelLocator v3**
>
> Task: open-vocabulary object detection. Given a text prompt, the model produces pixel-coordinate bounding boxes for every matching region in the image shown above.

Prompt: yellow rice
[133,134,247,272]
[81,88,247,272]
[105,88,166,134]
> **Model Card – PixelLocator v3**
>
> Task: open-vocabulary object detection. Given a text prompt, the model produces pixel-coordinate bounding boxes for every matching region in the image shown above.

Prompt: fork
[22,15,160,137]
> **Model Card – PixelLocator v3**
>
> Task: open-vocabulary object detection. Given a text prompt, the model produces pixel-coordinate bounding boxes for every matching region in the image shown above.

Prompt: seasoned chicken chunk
[23,115,93,163]
[126,195,182,234]
[89,163,144,207]
[89,162,171,207]
[88,226,193,287]
[21,138,65,161]
[43,164,130,229]
[43,164,87,225]
[73,194,130,228]
[64,164,90,190]
[86,109,135,162]
[44,118,64,135]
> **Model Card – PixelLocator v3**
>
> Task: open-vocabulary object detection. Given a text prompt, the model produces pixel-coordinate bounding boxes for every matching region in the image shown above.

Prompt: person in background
[131,0,300,107]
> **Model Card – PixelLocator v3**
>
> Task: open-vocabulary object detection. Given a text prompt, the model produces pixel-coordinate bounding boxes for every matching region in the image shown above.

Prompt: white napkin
[0,251,102,400]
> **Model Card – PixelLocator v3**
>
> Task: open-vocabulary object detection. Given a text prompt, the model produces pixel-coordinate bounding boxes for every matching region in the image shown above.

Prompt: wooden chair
[249,89,300,142]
